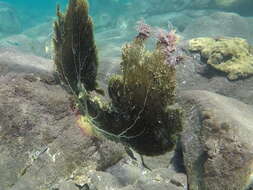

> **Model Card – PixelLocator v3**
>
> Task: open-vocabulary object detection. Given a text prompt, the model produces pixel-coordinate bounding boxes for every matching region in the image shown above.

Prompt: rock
[175,40,253,105]
[106,160,145,186]
[144,168,187,189]
[0,20,55,59]
[22,21,53,38]
[0,34,51,58]
[137,0,212,15]
[146,12,193,32]
[143,0,192,14]
[58,181,79,190]
[146,9,217,32]
[142,152,175,170]
[0,48,53,76]
[89,171,123,190]
[135,177,184,190]
[21,21,54,58]
[214,0,253,15]
[0,2,21,36]
[89,0,134,31]
[188,37,253,80]
[190,0,213,8]
[130,0,253,17]
[0,50,125,189]
[179,90,253,190]
[104,155,187,190]
[118,186,136,190]
[183,12,253,44]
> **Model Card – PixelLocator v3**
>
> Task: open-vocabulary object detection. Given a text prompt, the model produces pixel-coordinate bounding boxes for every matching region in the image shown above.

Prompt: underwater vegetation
[189,37,253,80]
[53,0,98,93]
[53,0,183,156]
[107,21,183,155]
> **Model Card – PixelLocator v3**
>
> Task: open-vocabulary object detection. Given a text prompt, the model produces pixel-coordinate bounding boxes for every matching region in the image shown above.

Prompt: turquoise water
[0,0,66,29]
[1,0,132,29]
[1,0,252,33]
[0,0,252,57]
[0,0,252,62]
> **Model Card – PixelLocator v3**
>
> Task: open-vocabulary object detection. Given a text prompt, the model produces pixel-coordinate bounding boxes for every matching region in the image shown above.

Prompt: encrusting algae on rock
[188,37,253,80]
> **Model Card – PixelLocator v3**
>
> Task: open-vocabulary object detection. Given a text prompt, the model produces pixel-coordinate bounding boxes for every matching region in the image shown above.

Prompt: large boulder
[0,50,124,190]
[179,90,253,190]
[174,40,253,105]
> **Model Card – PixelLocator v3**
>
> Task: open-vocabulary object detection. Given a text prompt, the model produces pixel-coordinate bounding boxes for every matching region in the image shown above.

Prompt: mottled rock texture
[179,90,253,190]
[0,51,124,190]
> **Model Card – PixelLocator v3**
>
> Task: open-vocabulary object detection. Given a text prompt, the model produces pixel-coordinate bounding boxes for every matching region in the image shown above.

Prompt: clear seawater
[1,0,133,29]
[0,0,252,77]
[1,0,252,35]
[1,0,252,84]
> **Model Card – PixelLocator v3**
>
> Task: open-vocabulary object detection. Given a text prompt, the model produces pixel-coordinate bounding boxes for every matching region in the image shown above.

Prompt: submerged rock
[188,37,253,80]
[95,155,188,190]
[214,0,253,14]
[0,34,50,58]
[173,40,253,106]
[0,50,124,190]
[179,90,253,190]
[0,48,53,75]
[0,73,124,190]
[183,12,253,44]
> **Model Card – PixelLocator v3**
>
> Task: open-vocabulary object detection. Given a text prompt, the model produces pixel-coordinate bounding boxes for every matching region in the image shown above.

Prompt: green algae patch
[189,37,253,80]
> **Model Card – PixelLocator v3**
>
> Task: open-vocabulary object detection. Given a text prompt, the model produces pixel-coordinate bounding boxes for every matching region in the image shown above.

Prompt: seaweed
[53,1,183,157]
[53,0,98,93]
[107,28,183,155]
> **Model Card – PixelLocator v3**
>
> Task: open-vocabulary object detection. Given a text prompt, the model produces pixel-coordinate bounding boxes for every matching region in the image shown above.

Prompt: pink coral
[135,20,183,66]
[154,29,177,52]
[154,28,182,66]
[136,20,152,40]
